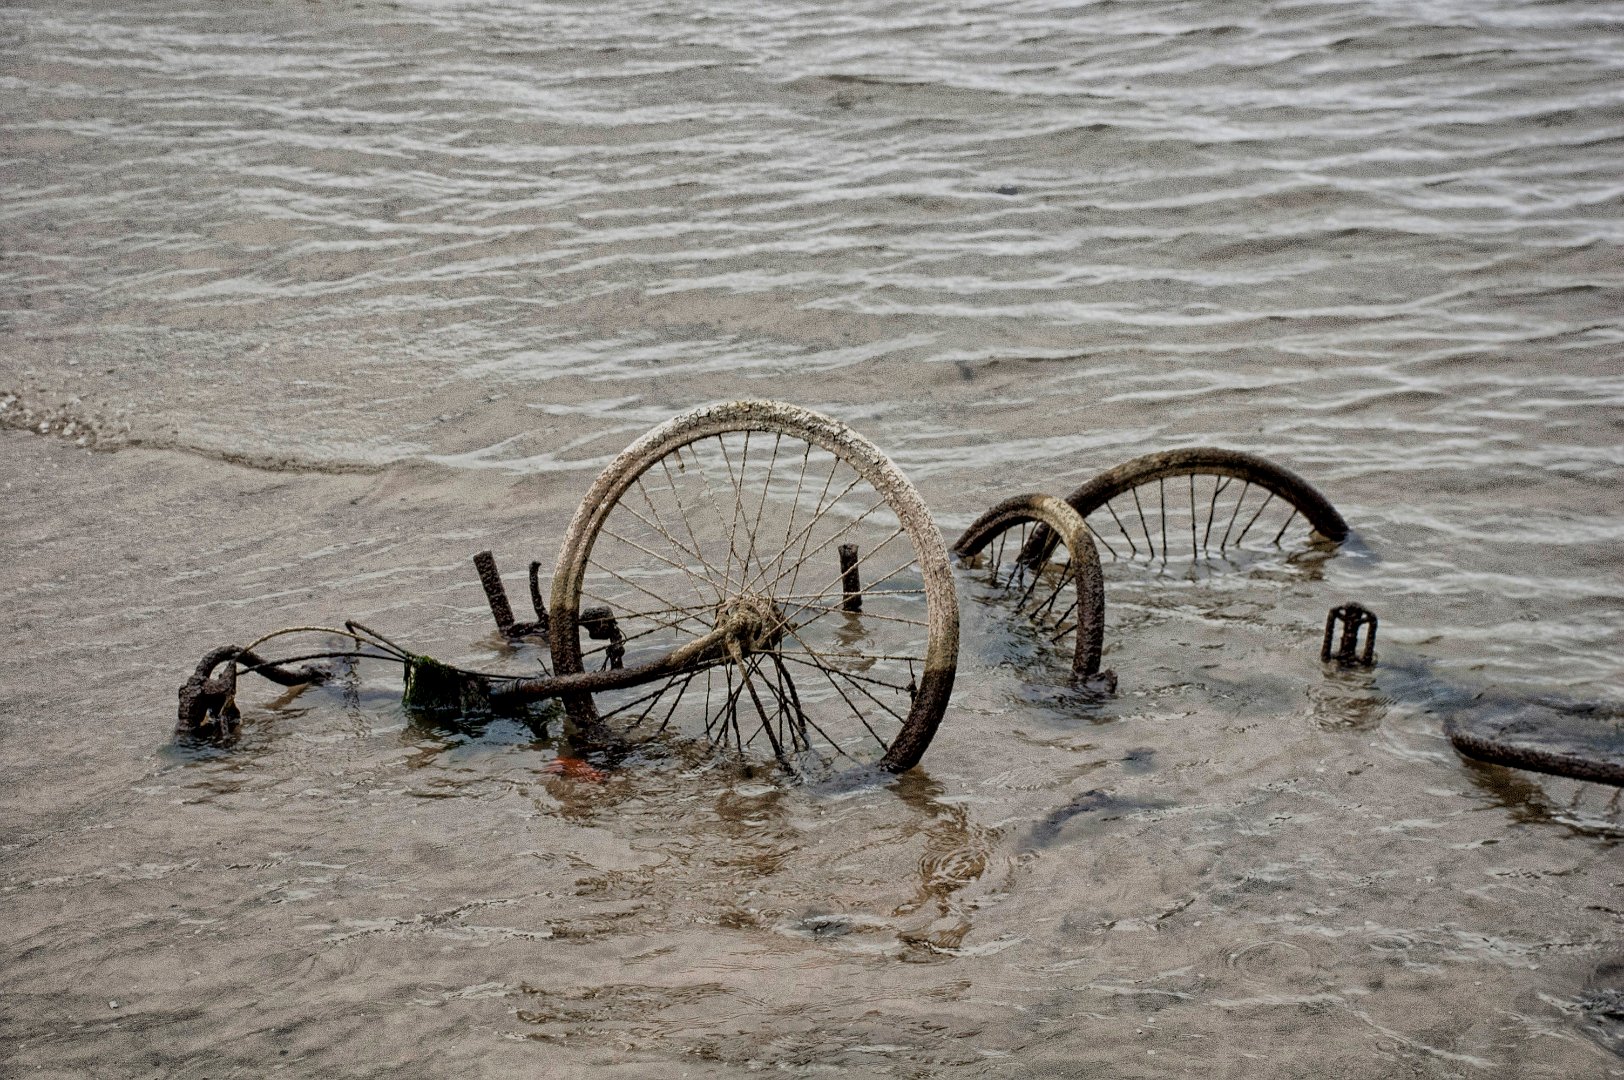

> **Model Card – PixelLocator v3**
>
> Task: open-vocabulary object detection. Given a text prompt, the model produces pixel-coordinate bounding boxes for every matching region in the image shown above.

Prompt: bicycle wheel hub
[716,594,788,654]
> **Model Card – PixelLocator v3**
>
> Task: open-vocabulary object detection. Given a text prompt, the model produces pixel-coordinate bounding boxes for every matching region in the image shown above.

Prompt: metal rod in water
[474,550,517,633]
[839,543,862,612]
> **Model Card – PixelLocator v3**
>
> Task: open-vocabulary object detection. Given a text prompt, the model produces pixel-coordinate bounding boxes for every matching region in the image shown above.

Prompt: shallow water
[2,1,1621,1075]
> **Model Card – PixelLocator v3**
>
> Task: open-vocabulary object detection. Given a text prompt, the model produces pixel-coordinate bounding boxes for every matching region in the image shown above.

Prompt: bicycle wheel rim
[549,401,957,774]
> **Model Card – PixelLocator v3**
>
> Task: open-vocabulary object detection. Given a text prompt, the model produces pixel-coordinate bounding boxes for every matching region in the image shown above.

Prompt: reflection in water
[1458,758,1624,841]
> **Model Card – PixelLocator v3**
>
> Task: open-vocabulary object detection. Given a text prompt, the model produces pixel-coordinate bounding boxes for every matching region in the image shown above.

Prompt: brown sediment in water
[4,0,1623,1071]
[3,429,1620,1077]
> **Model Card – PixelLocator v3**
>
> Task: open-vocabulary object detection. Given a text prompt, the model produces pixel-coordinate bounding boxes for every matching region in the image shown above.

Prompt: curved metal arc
[1062,447,1348,543]
[1445,711,1624,788]
[548,400,958,774]
[952,493,1106,680]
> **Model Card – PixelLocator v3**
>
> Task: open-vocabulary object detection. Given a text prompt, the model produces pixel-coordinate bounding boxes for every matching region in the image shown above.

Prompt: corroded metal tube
[839,543,862,612]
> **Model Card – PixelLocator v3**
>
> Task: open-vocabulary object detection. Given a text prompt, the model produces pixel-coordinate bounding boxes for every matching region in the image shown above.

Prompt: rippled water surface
[3,1,1622,1075]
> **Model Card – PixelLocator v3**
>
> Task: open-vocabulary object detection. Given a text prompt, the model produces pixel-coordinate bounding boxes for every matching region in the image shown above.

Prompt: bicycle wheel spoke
[717,432,749,588]
[764,447,839,590]
[1234,489,1275,546]
[755,494,891,598]
[657,456,725,594]
[553,404,952,775]
[597,525,727,601]
[735,650,790,766]
[1130,486,1155,560]
[740,433,782,584]
[801,655,892,752]
[624,480,726,601]
[586,555,692,617]
[769,473,869,600]
[1158,478,1168,564]
[1032,560,1075,620]
[1271,506,1300,546]
[597,671,687,724]
[778,652,916,694]
[651,669,701,735]
[708,659,745,749]
[766,656,810,753]
[577,609,703,662]
[1104,498,1138,558]
[762,441,815,587]
[1219,480,1251,550]
[1189,473,1198,560]
[1202,475,1231,552]
[688,441,743,594]
[767,524,909,617]
[790,603,929,629]
[1051,450,1344,575]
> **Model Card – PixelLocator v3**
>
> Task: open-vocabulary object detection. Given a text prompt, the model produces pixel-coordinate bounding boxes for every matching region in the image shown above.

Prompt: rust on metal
[177,646,330,738]
[176,645,241,739]
[473,550,548,639]
[474,549,517,630]
[493,610,762,707]
[1445,714,1623,788]
[527,560,550,632]
[1322,603,1377,666]
[839,543,862,612]
[579,606,624,668]
[952,492,1110,687]
[1061,447,1348,543]
[544,399,958,774]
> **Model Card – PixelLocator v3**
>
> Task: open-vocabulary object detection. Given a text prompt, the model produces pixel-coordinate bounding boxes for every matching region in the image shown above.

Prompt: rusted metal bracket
[1322,603,1377,666]
[579,606,624,669]
[473,550,549,639]
[177,646,330,738]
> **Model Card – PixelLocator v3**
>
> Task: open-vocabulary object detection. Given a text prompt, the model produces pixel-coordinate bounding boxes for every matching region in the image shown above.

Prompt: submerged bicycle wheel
[1052,448,1347,568]
[549,401,958,774]
[952,494,1108,684]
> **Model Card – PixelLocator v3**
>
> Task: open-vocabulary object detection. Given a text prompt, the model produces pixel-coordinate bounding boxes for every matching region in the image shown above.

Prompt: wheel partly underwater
[951,494,1109,686]
[1050,447,1348,567]
[549,401,959,775]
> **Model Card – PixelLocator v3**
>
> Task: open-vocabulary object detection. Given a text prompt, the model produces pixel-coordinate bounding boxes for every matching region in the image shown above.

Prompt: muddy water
[3,0,1622,1075]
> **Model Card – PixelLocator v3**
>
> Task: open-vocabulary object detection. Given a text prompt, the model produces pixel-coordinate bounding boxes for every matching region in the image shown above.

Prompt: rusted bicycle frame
[174,410,1624,792]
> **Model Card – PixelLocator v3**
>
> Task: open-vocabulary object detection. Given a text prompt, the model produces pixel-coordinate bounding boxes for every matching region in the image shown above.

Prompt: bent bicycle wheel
[549,401,958,775]
[1048,448,1347,569]
[951,494,1108,684]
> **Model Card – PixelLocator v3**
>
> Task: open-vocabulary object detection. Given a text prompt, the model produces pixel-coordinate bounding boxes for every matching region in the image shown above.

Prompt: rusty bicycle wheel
[1050,448,1347,568]
[952,494,1108,685]
[549,401,958,775]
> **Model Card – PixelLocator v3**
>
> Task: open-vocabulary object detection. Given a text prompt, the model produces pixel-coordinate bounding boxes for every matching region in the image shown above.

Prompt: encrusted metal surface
[548,399,958,773]
[1062,447,1349,543]
[472,550,548,639]
[953,493,1109,685]
[177,645,330,738]
[1322,602,1378,666]
[1445,699,1624,788]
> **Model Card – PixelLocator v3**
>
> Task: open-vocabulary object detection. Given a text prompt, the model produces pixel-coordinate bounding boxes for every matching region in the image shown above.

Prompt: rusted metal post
[474,552,547,639]
[474,550,517,634]
[528,560,550,630]
[1321,603,1377,666]
[839,543,862,612]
